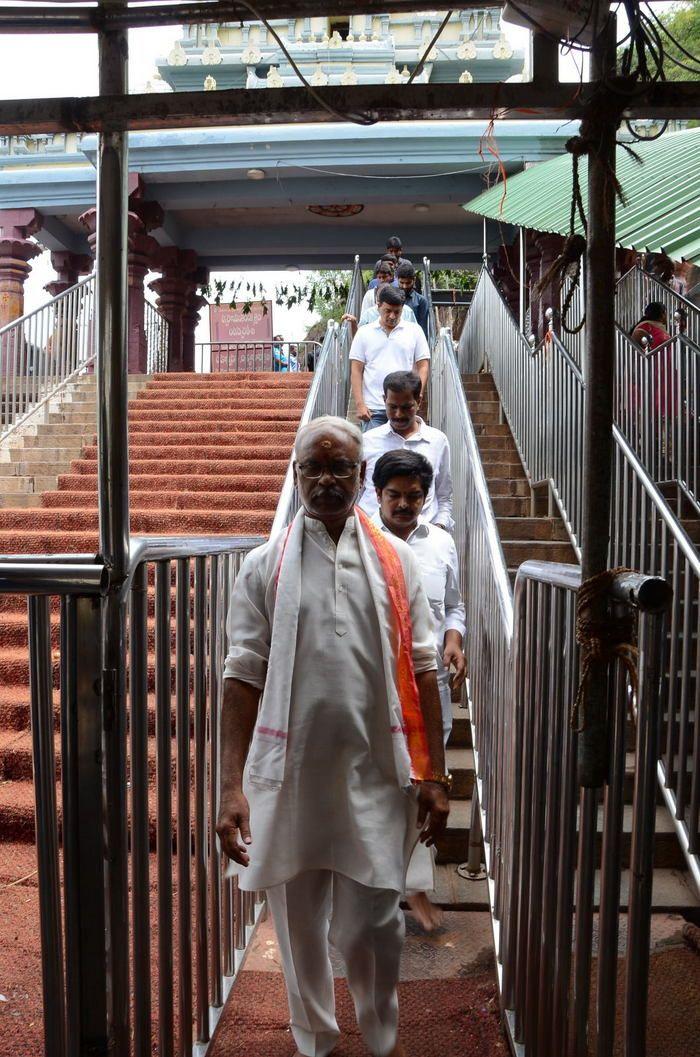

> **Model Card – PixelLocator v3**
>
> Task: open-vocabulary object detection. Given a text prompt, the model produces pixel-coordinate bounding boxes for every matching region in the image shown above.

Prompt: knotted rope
[571,567,639,733]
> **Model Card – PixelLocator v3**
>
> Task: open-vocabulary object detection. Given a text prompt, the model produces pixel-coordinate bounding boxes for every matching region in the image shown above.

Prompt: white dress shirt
[373,515,466,699]
[357,417,454,530]
[223,515,437,892]
[358,303,416,327]
[349,319,430,412]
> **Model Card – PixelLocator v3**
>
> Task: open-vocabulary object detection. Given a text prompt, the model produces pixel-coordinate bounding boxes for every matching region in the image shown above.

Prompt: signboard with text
[209,301,274,371]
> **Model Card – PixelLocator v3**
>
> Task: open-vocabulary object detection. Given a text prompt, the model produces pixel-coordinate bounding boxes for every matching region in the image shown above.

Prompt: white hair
[294,415,363,459]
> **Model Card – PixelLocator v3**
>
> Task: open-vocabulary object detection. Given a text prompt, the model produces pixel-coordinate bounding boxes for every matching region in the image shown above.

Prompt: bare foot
[406,891,444,932]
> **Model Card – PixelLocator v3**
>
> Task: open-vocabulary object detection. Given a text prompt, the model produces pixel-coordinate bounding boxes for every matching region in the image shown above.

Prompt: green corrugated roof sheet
[462,127,700,263]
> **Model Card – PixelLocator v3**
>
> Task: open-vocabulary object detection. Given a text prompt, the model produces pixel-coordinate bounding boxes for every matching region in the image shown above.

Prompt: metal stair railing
[0,535,266,1057]
[617,265,700,348]
[144,298,170,374]
[0,279,171,442]
[271,254,364,533]
[0,274,96,441]
[429,325,673,1056]
[461,266,700,887]
[615,325,700,509]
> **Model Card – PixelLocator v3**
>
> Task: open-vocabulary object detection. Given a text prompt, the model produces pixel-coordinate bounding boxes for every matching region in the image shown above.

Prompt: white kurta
[223,515,437,893]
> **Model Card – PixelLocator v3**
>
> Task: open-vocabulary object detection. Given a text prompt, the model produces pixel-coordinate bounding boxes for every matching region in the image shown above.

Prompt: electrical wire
[406,10,454,85]
[292,162,488,180]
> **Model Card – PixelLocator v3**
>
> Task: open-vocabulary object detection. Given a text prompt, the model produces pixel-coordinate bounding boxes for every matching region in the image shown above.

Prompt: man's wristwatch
[424,771,453,793]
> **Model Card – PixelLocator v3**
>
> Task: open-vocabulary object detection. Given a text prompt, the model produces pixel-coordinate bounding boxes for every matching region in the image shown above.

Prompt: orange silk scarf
[356,507,431,781]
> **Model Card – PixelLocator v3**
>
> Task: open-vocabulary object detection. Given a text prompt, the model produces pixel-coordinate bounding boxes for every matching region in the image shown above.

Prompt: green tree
[656,1,700,82]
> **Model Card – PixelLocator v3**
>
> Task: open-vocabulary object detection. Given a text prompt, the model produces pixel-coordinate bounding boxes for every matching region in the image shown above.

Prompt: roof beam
[0,1,469,33]
[2,81,700,136]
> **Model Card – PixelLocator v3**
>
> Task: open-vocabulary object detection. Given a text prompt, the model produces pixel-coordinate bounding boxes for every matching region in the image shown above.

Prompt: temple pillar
[44,250,93,298]
[79,203,163,373]
[182,266,209,372]
[533,231,564,337]
[148,247,198,372]
[0,209,43,329]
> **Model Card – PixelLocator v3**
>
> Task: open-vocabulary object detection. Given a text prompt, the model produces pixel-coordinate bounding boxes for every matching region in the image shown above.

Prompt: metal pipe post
[578,18,619,787]
[96,2,131,1052]
[28,595,67,1057]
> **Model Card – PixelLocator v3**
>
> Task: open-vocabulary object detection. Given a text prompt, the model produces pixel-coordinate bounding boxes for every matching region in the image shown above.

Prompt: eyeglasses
[297,460,359,480]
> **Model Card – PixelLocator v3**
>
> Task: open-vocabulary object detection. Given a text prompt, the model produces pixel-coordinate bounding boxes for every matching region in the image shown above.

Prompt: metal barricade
[429,327,674,1056]
[196,339,321,374]
[0,274,96,440]
[145,298,170,374]
[0,535,264,1057]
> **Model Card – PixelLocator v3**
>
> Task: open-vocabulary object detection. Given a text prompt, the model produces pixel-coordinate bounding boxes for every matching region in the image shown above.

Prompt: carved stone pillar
[182,267,209,373]
[148,247,198,372]
[44,250,93,298]
[79,204,163,373]
[533,231,565,339]
[0,209,43,329]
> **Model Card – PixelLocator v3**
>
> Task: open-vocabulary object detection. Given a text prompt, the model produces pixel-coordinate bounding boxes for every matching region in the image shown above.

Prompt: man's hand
[341,313,357,324]
[357,402,372,422]
[435,523,450,532]
[443,640,466,690]
[216,790,252,866]
[416,781,450,847]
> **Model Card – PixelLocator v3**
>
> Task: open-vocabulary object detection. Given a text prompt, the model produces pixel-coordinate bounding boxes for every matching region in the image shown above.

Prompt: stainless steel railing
[195,339,321,373]
[615,326,700,509]
[461,268,585,552]
[0,274,96,440]
[0,534,264,1057]
[461,267,700,884]
[617,265,700,348]
[429,326,674,1055]
[145,298,169,375]
[271,254,364,534]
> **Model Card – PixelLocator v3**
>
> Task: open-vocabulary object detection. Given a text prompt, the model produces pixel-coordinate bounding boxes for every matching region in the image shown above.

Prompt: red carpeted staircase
[0,370,310,1055]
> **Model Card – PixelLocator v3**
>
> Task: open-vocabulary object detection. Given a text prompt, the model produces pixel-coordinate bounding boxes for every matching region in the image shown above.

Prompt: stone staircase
[0,374,147,508]
[462,372,700,916]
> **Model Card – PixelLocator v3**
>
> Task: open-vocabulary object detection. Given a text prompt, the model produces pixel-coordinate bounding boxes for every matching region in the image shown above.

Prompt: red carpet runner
[0,371,310,1055]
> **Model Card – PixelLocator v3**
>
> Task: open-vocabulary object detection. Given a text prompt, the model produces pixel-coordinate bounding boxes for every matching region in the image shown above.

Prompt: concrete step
[502,539,577,564]
[466,400,501,417]
[448,703,472,748]
[491,496,531,517]
[2,447,83,465]
[446,746,474,799]
[462,374,496,388]
[18,432,90,449]
[496,517,569,541]
[480,455,525,473]
[0,494,44,509]
[486,477,530,497]
[473,423,512,438]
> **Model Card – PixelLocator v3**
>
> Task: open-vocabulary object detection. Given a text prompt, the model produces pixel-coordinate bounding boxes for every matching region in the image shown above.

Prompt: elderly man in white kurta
[217,416,450,1057]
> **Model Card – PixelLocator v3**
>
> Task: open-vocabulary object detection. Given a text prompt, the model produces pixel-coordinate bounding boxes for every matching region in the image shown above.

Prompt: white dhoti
[267,870,404,1057]
[223,513,438,1054]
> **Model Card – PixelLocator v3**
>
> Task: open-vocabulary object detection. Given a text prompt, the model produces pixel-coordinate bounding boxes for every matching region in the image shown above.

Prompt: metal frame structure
[2,2,699,1055]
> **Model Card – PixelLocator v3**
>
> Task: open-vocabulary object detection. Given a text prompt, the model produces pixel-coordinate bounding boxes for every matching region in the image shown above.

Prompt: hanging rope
[570,567,639,734]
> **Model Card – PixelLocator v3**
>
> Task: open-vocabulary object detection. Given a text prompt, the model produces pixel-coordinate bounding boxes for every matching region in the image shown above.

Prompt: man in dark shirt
[396,261,430,341]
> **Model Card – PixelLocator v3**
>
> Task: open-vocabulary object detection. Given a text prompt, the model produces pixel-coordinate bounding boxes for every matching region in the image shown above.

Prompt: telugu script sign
[209,301,274,371]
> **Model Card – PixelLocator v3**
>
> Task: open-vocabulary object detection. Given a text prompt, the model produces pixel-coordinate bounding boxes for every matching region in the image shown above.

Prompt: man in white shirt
[217,416,450,1057]
[357,370,453,530]
[341,282,416,339]
[372,448,467,932]
[350,286,430,432]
